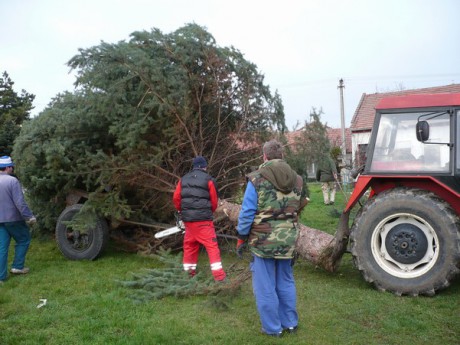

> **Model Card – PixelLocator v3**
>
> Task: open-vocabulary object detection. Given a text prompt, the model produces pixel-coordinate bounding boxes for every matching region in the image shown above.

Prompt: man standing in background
[0,156,36,283]
[316,153,338,205]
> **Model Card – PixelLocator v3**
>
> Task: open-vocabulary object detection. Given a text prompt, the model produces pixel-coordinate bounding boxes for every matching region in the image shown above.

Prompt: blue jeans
[250,255,298,334]
[0,221,31,281]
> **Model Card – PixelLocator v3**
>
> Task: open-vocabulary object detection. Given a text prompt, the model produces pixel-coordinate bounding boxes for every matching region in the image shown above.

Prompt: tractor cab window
[370,111,450,173]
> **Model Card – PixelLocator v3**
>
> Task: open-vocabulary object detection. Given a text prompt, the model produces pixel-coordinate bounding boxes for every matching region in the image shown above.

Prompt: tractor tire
[55,204,109,260]
[350,187,460,296]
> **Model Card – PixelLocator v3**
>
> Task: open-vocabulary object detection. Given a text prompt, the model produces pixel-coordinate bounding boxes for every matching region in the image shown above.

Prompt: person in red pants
[173,156,226,281]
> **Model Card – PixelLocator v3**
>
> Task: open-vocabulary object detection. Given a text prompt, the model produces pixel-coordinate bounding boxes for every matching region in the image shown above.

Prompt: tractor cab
[366,93,459,175]
[346,93,460,215]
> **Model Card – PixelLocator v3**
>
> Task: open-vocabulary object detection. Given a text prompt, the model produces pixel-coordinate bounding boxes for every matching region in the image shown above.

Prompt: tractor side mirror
[416,121,430,142]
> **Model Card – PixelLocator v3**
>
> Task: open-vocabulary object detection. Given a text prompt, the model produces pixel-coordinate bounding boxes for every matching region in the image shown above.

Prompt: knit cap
[192,156,207,168]
[0,156,14,168]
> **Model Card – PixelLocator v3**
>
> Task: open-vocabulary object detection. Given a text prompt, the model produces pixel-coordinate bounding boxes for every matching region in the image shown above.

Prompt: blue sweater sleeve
[12,180,34,220]
[236,181,257,236]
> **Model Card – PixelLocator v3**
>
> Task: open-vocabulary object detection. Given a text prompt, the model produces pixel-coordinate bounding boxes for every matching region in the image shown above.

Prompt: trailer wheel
[350,188,460,296]
[55,204,109,260]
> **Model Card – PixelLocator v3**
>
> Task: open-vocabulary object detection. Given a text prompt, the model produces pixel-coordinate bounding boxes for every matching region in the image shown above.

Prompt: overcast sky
[2,0,459,130]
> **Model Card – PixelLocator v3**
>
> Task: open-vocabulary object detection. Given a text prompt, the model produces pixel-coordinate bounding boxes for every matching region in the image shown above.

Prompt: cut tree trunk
[215,199,351,272]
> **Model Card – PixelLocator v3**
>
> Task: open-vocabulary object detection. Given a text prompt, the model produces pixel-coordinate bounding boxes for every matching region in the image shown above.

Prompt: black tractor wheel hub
[385,223,429,264]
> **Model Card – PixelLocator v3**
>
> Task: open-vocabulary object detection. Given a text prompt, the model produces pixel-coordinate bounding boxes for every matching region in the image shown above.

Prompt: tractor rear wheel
[350,187,460,296]
[55,204,109,260]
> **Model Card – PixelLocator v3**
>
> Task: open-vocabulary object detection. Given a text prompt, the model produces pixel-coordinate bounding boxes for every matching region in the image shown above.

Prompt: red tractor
[345,93,460,296]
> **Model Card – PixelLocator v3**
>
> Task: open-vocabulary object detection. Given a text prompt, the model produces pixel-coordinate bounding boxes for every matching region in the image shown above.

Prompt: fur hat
[192,156,207,168]
[0,156,14,168]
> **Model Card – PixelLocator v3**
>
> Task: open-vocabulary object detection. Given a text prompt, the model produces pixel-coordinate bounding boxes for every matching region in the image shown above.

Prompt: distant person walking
[173,156,226,281]
[0,156,36,283]
[316,154,338,205]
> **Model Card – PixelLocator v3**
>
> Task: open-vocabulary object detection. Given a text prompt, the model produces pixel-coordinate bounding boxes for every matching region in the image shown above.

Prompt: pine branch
[118,247,251,303]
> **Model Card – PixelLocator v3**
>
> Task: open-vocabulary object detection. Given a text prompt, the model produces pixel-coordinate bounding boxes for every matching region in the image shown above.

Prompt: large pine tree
[13,24,286,234]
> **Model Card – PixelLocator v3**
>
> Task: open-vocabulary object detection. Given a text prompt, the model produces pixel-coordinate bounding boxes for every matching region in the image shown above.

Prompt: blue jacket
[236,181,257,237]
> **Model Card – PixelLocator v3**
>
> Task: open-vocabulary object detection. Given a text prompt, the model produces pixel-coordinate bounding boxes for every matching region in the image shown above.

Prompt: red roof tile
[326,127,352,153]
[351,84,460,132]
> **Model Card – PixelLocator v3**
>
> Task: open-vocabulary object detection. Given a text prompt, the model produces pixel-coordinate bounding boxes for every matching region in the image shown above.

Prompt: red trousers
[182,220,226,281]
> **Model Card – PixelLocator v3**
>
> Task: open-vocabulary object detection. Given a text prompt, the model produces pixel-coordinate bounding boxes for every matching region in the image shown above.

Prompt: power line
[273,73,460,89]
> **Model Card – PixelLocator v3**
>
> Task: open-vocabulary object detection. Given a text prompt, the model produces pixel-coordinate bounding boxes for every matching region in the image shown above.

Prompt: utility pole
[338,78,346,165]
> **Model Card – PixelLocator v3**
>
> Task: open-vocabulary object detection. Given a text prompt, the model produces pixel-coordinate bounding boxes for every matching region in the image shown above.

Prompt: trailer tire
[350,187,460,296]
[55,204,109,260]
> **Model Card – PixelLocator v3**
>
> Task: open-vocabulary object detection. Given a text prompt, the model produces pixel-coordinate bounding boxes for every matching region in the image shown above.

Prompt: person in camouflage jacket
[316,154,338,205]
[236,140,308,337]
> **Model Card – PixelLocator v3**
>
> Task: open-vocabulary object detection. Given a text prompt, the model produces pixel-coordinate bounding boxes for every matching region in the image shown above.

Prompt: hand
[27,217,37,225]
[236,239,247,259]
[299,197,309,212]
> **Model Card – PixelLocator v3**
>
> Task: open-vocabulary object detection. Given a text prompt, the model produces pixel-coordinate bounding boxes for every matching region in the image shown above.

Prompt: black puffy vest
[180,169,215,221]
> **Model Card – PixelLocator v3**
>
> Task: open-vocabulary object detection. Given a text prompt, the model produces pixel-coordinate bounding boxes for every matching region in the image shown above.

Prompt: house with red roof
[350,83,460,168]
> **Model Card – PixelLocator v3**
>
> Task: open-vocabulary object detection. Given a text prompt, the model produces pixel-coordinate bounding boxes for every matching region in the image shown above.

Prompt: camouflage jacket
[316,155,337,182]
[246,159,304,259]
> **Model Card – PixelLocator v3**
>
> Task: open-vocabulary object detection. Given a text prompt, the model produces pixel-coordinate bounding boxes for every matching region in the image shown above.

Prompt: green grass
[301,181,359,233]
[1,183,459,345]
